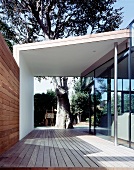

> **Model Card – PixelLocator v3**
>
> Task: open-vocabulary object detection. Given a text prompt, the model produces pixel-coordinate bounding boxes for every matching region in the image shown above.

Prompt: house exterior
[81,20,134,148]
[0,20,134,155]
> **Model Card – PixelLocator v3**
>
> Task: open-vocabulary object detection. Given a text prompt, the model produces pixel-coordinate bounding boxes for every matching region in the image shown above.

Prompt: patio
[0,128,134,169]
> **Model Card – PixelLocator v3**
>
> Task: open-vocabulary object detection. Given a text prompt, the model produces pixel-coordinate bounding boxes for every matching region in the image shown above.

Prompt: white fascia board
[13,29,130,54]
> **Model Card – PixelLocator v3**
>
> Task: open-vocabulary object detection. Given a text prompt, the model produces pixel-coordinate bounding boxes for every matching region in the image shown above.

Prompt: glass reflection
[81,46,134,147]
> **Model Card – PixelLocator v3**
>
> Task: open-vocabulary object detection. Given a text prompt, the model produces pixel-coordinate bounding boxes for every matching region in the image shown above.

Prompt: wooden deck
[0,128,134,169]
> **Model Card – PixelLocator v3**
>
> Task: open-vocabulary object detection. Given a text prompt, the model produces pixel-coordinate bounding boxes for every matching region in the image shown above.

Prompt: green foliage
[34,90,57,126]
[0,19,19,52]
[71,91,89,113]
[73,79,81,92]
[111,93,134,115]
[111,93,121,115]
[122,93,134,113]
[71,78,89,121]
[0,0,123,44]
[93,78,108,125]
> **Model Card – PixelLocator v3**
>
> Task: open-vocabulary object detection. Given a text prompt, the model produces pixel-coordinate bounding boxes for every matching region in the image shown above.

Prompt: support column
[128,22,133,148]
[88,87,92,134]
[107,77,111,136]
[114,42,118,146]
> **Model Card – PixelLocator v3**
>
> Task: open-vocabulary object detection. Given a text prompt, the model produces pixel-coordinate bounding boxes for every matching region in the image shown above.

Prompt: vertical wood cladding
[0,33,19,155]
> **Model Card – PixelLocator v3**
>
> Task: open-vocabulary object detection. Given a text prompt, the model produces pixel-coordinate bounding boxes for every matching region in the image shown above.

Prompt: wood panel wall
[0,33,19,155]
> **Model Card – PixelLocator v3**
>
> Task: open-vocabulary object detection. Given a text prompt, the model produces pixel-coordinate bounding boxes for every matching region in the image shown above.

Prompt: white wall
[19,55,34,140]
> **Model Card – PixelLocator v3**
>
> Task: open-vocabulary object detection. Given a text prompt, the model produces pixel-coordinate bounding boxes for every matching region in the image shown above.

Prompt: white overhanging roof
[13,29,130,77]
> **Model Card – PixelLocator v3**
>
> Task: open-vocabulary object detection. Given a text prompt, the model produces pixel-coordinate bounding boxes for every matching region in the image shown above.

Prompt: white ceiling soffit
[14,29,130,76]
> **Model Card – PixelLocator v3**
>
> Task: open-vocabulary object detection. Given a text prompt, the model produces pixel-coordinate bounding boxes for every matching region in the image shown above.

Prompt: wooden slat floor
[0,128,134,168]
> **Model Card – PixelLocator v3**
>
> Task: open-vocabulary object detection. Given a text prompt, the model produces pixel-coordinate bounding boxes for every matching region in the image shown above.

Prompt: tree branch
[28,1,49,38]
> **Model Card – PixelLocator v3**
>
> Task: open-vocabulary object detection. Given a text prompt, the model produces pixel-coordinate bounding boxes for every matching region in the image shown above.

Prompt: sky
[34,77,75,99]
[115,0,134,29]
[34,0,134,94]
[34,78,54,94]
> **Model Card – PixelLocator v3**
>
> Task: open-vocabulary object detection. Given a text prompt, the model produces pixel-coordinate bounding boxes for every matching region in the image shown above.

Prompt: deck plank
[0,131,35,167]
[12,131,38,167]
[49,130,59,167]
[26,131,41,167]
[35,131,45,167]
[1,128,134,168]
[61,131,100,167]
[54,131,74,167]
[59,130,102,167]
[69,134,115,167]
[59,130,92,167]
[56,130,82,167]
[77,134,134,167]
[43,130,51,167]
[51,130,67,167]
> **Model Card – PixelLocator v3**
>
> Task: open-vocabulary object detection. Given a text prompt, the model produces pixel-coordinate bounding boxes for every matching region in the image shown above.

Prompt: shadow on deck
[0,128,134,169]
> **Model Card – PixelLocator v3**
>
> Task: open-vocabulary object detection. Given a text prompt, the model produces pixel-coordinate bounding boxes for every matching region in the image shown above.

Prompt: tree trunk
[55,87,73,129]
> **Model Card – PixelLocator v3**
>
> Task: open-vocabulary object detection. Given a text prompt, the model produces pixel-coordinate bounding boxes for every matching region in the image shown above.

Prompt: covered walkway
[0,128,134,168]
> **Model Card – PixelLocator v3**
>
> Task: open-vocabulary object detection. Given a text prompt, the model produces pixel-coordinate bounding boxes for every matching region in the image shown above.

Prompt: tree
[71,79,89,122]
[0,0,123,128]
[0,19,19,51]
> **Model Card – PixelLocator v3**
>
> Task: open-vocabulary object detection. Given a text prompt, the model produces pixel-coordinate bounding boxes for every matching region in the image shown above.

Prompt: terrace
[0,128,134,169]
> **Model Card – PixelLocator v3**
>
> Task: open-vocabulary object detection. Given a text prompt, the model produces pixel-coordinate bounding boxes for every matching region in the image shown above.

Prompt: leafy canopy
[0,0,123,44]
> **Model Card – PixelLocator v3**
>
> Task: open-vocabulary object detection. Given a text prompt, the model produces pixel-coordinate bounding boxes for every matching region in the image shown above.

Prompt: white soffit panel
[14,29,130,76]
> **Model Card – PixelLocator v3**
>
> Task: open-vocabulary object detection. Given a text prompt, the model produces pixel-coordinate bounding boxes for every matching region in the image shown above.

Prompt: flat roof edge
[13,29,130,52]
